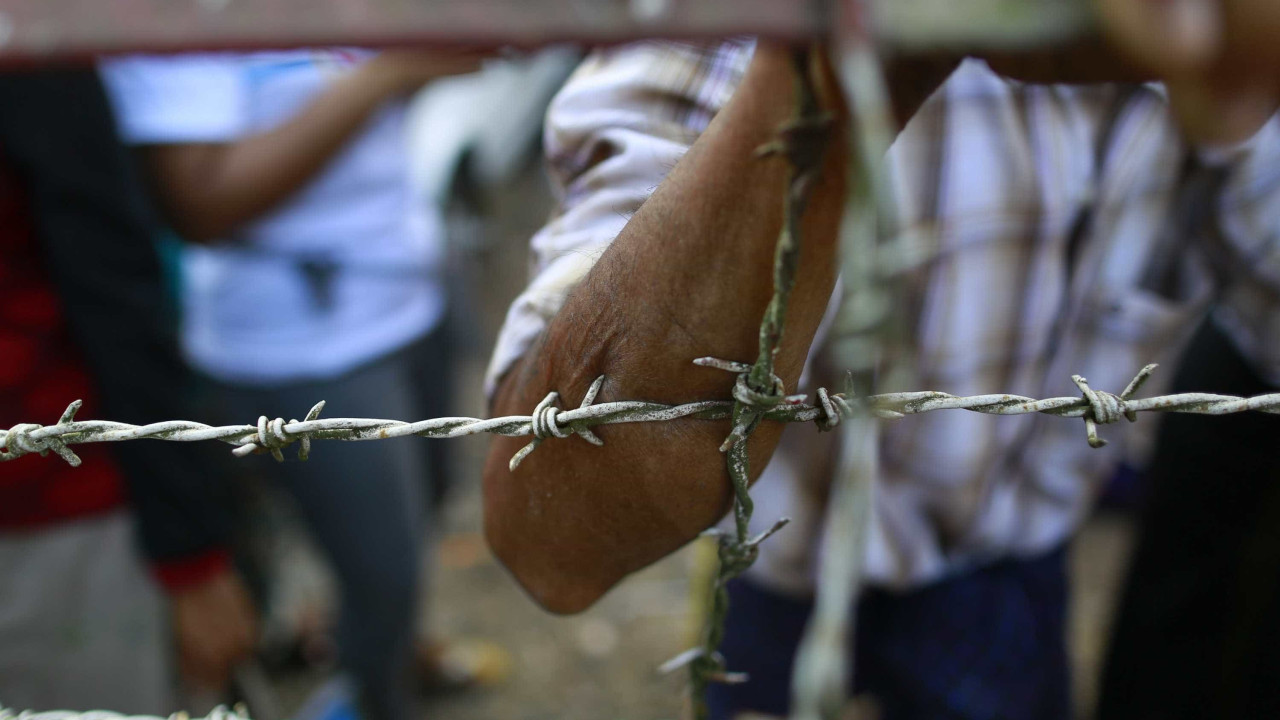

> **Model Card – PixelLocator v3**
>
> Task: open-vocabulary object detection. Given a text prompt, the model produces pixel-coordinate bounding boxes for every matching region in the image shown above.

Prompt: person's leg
[707,546,1069,720]
[0,511,173,714]
[220,355,428,720]
[282,365,427,720]
[403,320,454,515]
[853,546,1071,720]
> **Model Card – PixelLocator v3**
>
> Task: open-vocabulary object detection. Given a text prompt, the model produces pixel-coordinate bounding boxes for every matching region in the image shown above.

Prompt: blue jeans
[708,546,1071,720]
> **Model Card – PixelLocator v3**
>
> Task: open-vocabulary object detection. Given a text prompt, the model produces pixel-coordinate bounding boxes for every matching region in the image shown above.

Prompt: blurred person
[1099,315,1280,720]
[0,69,251,712]
[1097,0,1280,144]
[100,48,487,720]
[480,15,1280,720]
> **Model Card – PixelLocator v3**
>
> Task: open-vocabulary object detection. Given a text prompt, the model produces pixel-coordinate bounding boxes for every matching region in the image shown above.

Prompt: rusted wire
[789,27,902,720]
[659,46,835,720]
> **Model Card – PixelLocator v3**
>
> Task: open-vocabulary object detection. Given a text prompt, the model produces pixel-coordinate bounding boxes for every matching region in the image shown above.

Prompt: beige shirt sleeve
[484,40,754,396]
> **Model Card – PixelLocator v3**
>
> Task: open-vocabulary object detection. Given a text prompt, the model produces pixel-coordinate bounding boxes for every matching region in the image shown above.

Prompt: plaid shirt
[487,41,1280,591]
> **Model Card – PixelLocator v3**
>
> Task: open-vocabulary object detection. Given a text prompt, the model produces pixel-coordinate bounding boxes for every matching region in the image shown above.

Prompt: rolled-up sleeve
[484,39,753,396]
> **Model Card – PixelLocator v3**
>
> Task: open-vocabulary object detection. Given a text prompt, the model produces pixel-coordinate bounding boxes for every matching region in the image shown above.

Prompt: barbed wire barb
[7,369,1280,469]
[0,704,252,720]
[3,46,1280,720]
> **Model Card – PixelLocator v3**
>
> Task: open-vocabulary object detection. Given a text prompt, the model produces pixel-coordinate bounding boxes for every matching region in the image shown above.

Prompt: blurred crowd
[0,49,572,720]
[1,2,1280,720]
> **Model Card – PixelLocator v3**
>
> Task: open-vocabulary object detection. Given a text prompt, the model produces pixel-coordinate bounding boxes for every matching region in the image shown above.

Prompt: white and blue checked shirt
[487,40,1280,592]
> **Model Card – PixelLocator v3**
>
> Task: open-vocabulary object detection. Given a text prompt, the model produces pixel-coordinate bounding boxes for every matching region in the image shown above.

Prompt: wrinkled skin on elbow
[481,373,790,614]
[479,45,847,614]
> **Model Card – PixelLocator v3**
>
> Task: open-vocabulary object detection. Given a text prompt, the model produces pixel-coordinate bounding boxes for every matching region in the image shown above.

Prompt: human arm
[1096,0,1280,143]
[118,51,483,242]
[481,0,1280,614]
[478,38,1118,615]
[911,0,1280,141]
[482,43,850,614]
[166,568,258,693]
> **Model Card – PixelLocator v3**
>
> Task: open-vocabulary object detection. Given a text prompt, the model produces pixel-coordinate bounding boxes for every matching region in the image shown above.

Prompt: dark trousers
[1098,319,1280,720]
[199,325,453,720]
[709,545,1070,720]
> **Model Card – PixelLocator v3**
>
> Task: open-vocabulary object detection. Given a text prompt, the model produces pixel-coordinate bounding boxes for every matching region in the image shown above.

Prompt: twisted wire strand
[0,706,249,720]
[4,364,1279,469]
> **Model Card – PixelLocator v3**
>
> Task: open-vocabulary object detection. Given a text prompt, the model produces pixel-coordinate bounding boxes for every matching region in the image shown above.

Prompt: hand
[1098,0,1280,142]
[363,49,491,96]
[171,568,259,692]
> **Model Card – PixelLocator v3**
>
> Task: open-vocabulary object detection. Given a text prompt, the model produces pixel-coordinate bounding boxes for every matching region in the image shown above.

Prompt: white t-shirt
[100,50,446,385]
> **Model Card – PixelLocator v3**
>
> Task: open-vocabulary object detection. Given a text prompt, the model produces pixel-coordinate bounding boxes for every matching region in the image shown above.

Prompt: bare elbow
[522,579,603,616]
[485,519,610,615]
[479,428,628,615]
[479,363,724,617]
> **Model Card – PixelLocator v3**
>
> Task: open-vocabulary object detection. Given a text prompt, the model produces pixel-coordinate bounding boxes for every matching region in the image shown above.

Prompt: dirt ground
[259,162,1139,720]
[420,465,1134,720]
[421,164,704,720]
[266,453,1135,720]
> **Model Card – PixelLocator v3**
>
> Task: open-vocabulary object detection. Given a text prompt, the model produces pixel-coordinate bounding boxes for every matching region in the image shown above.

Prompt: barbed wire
[660,47,837,720]
[8,41,1280,720]
[5,364,1280,468]
[788,31,903,720]
[0,706,250,720]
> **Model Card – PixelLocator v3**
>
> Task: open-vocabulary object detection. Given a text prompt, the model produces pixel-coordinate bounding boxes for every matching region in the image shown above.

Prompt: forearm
[484,46,848,613]
[145,64,403,242]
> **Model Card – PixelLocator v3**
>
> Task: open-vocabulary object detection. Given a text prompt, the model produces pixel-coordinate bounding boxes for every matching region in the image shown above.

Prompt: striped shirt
[487,40,1280,591]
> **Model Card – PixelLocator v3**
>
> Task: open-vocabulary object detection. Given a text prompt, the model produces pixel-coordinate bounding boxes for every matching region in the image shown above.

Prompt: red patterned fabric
[0,149,127,529]
[151,547,232,590]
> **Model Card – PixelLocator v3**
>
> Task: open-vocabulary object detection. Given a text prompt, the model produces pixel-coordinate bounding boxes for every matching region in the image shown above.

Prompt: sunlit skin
[140,50,486,243]
[1099,0,1280,142]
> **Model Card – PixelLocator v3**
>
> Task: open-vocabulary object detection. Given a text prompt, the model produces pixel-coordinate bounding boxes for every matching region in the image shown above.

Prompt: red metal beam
[0,0,817,60]
[0,0,1093,63]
